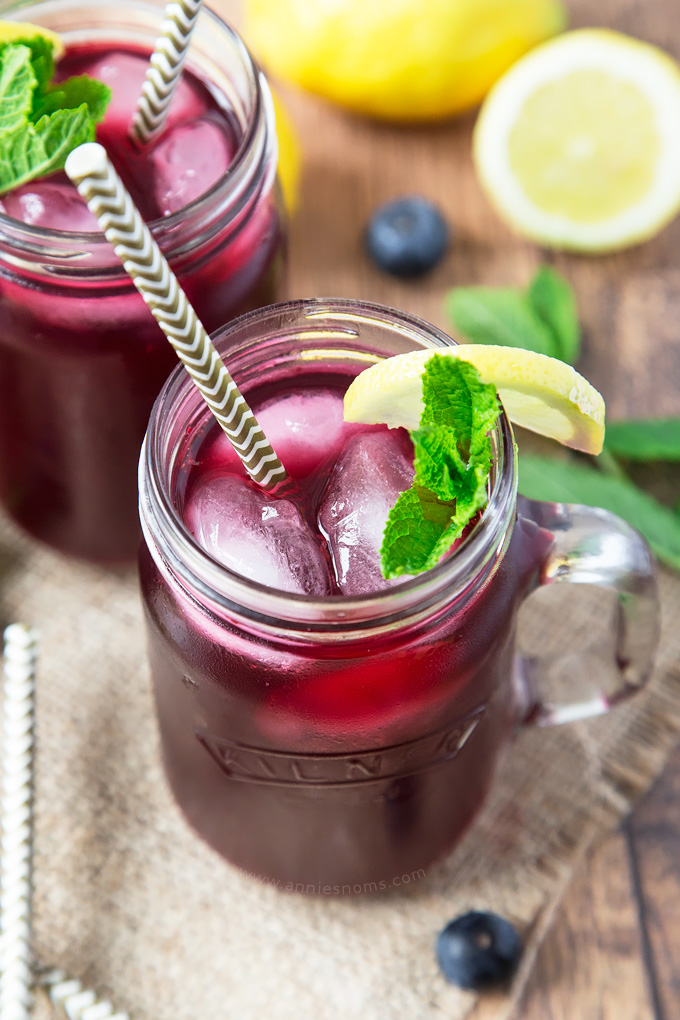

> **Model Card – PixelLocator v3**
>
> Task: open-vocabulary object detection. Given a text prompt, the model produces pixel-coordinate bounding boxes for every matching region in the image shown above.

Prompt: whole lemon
[243,0,566,122]
[271,90,301,214]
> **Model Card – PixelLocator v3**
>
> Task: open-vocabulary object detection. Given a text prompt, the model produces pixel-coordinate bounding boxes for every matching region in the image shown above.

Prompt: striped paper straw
[40,970,130,1020]
[65,143,288,491]
[0,624,38,1020]
[130,0,203,145]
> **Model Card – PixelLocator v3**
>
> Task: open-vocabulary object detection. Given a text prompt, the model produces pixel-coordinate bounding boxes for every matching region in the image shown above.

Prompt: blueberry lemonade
[137,300,625,891]
[0,2,284,561]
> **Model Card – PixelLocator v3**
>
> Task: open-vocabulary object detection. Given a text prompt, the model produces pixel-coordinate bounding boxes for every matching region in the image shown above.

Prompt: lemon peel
[343,345,605,455]
[270,90,301,214]
[243,0,565,122]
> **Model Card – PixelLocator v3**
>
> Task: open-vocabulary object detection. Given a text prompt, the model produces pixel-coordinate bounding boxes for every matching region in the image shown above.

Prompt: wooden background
[217,0,680,1016]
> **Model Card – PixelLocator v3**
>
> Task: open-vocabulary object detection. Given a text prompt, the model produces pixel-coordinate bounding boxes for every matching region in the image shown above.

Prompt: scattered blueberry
[365,195,449,278]
[435,910,522,990]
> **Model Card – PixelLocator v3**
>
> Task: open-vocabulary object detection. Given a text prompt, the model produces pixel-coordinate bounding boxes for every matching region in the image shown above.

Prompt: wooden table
[219,0,680,1015]
[503,748,680,1019]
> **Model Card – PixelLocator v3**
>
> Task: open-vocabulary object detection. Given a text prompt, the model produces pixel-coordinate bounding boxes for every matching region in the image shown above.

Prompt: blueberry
[365,196,449,277]
[435,911,522,989]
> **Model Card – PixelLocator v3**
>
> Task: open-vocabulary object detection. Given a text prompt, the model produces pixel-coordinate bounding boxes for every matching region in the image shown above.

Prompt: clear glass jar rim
[140,298,519,629]
[0,0,263,246]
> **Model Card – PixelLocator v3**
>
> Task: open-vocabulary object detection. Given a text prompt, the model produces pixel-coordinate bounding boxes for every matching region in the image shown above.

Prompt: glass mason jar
[139,299,658,892]
[0,0,285,563]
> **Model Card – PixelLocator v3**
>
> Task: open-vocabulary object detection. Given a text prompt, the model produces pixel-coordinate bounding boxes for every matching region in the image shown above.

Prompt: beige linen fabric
[0,512,679,1020]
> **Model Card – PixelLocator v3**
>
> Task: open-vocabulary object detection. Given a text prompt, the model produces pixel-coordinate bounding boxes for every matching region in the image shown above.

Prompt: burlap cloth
[1,510,679,1020]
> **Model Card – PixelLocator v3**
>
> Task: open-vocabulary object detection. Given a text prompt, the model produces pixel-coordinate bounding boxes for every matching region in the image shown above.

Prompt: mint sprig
[380,356,499,578]
[446,265,581,364]
[0,38,111,195]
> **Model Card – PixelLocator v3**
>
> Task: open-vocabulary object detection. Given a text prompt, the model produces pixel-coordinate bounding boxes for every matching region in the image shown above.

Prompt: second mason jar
[0,0,285,562]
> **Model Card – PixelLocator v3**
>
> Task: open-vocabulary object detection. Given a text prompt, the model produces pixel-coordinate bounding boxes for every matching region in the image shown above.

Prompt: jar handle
[516,496,659,727]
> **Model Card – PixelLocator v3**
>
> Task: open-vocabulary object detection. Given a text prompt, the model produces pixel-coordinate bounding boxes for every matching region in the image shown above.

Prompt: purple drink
[0,1,285,562]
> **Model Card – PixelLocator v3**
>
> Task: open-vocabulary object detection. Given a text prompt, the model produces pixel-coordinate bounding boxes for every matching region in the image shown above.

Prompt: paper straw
[130,0,203,145]
[0,624,38,1020]
[65,143,288,491]
[40,970,130,1020]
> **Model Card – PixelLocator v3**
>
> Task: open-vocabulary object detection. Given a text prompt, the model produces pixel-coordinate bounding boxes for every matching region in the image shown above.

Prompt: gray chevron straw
[39,970,130,1019]
[0,624,38,1020]
[130,0,203,145]
[65,143,288,491]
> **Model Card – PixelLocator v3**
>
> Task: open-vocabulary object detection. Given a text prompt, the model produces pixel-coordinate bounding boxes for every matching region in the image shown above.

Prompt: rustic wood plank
[629,745,680,1020]
[471,831,654,1020]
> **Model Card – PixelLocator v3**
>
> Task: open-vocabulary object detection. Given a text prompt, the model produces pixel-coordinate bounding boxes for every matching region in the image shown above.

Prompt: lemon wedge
[473,29,680,251]
[344,345,605,454]
[0,20,63,58]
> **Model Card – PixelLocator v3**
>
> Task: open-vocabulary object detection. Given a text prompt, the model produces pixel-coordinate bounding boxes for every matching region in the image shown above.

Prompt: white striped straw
[0,624,38,1020]
[64,143,288,491]
[130,0,203,145]
[40,970,130,1020]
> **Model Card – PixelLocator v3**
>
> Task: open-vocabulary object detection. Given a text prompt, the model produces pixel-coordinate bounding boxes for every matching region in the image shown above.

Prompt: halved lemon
[0,20,64,58]
[343,345,605,454]
[473,29,680,251]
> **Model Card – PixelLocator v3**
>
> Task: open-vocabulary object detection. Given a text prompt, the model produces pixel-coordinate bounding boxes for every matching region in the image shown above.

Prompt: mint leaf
[518,453,680,571]
[0,44,36,131]
[604,418,680,462]
[380,356,499,578]
[421,354,498,455]
[446,287,556,356]
[411,424,468,500]
[0,105,94,193]
[381,488,460,577]
[0,34,55,96]
[528,266,580,364]
[0,40,111,195]
[33,74,112,123]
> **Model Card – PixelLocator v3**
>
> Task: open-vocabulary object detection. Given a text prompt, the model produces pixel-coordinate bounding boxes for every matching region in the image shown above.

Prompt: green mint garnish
[445,265,581,365]
[380,356,500,578]
[0,38,111,195]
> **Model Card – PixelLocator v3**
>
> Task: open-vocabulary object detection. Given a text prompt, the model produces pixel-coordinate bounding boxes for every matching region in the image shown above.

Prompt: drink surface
[142,360,550,887]
[1,44,242,226]
[0,40,284,562]
[181,376,417,596]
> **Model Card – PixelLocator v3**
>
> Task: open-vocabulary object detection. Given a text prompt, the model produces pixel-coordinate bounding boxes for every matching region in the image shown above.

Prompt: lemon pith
[474,29,680,251]
[343,346,605,455]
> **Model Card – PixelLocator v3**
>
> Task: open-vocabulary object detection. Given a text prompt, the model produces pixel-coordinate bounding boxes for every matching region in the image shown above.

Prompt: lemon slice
[473,29,680,251]
[344,345,605,454]
[0,20,63,58]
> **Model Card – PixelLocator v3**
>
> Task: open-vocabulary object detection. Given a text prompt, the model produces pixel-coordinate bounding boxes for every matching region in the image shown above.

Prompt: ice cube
[77,51,209,140]
[257,390,369,478]
[150,114,238,216]
[318,430,414,595]
[198,390,371,481]
[185,472,333,595]
[0,176,102,232]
